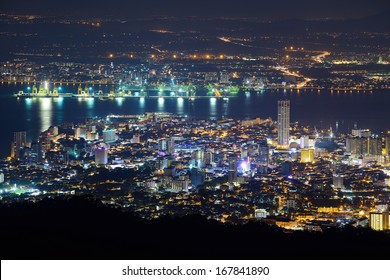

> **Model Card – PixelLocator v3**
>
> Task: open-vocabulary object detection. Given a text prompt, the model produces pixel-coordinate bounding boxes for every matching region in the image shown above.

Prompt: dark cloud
[0,0,389,20]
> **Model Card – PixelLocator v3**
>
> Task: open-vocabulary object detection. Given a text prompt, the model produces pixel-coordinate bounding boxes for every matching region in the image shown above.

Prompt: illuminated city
[3,108,390,231]
[0,0,389,260]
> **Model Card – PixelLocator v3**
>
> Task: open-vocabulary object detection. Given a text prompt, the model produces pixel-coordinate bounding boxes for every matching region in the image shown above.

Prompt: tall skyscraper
[346,136,381,156]
[31,141,44,163]
[333,174,345,189]
[385,135,390,156]
[171,176,190,192]
[228,154,237,184]
[102,129,116,143]
[12,131,27,159]
[258,141,269,174]
[158,139,168,151]
[277,100,290,147]
[167,138,175,155]
[190,168,205,187]
[369,212,390,231]
[301,148,314,163]
[95,146,108,165]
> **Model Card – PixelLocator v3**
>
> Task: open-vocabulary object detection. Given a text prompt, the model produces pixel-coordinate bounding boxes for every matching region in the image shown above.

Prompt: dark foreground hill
[1,196,389,259]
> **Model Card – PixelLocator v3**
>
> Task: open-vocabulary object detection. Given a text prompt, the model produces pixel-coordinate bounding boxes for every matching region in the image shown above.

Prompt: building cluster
[3,52,389,97]
[1,100,390,232]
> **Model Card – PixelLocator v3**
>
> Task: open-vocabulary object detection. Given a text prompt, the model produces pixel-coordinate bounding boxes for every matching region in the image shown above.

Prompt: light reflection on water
[55,97,64,108]
[139,97,145,110]
[116,97,124,106]
[157,97,165,111]
[39,98,52,133]
[177,97,184,115]
[86,97,94,109]
[209,97,217,117]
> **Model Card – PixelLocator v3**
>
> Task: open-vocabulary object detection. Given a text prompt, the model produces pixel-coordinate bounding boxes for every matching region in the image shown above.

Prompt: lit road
[151,46,164,53]
[217,36,279,51]
[274,66,312,89]
[312,51,331,63]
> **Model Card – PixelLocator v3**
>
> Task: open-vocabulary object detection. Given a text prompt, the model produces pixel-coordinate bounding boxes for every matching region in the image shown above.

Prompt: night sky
[1,0,389,20]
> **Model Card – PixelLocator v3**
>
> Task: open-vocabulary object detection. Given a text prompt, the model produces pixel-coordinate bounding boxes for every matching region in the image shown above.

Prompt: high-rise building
[86,131,98,141]
[301,148,314,163]
[220,72,230,84]
[74,127,81,139]
[156,157,168,170]
[30,141,44,163]
[352,129,371,138]
[204,151,213,166]
[158,139,167,151]
[369,136,382,156]
[346,136,382,156]
[190,168,205,187]
[385,135,390,156]
[167,138,175,154]
[333,174,344,189]
[12,131,27,159]
[158,137,175,154]
[300,135,315,149]
[277,100,290,147]
[258,141,269,174]
[102,129,116,143]
[75,126,87,139]
[86,125,96,133]
[369,212,390,231]
[192,148,204,168]
[95,146,108,165]
[0,172,4,184]
[228,154,237,184]
[171,176,190,192]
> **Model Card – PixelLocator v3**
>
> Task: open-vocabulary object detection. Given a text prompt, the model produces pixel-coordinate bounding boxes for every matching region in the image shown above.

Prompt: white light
[40,98,52,133]
[87,97,94,109]
[116,97,124,106]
